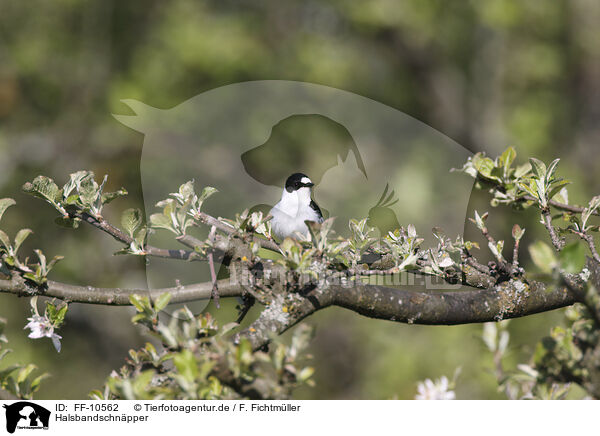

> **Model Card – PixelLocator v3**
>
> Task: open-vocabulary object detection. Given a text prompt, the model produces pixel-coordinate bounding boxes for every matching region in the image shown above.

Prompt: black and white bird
[269,173,324,239]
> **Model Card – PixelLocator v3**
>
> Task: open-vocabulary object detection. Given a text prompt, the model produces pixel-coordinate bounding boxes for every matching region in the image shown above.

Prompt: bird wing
[310,199,324,222]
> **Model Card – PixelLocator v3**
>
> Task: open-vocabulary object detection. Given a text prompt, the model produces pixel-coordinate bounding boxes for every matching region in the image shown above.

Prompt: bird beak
[305,182,314,187]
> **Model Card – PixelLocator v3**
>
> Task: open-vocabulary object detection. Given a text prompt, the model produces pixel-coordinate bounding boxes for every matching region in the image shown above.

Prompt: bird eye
[295,182,301,188]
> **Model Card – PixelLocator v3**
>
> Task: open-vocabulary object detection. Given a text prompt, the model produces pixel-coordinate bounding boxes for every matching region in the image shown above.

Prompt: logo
[2,402,50,433]
[113,80,473,315]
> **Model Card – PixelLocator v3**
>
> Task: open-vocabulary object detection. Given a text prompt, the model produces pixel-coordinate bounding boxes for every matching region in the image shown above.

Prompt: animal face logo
[114,80,474,312]
[3,402,50,433]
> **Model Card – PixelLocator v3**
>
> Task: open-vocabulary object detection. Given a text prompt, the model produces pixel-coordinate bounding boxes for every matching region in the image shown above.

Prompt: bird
[269,173,324,239]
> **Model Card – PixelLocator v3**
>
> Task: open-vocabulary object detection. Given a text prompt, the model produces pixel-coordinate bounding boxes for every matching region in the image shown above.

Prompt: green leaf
[30,373,50,392]
[16,364,37,384]
[198,361,216,382]
[529,158,546,179]
[131,313,147,324]
[134,227,147,247]
[488,240,504,261]
[129,294,146,313]
[534,178,547,206]
[514,162,531,179]
[552,187,569,205]
[34,249,47,272]
[236,338,253,367]
[546,158,560,182]
[14,229,33,254]
[132,370,154,395]
[23,176,60,204]
[177,180,195,202]
[0,364,20,379]
[102,188,128,205]
[199,186,218,202]
[559,242,586,274]
[77,173,99,207]
[88,389,105,400]
[0,229,11,250]
[0,349,12,362]
[528,241,557,274]
[582,196,600,230]
[471,210,488,230]
[153,293,172,312]
[297,366,315,382]
[149,213,174,232]
[548,180,571,201]
[46,301,68,327]
[173,349,198,383]
[46,302,57,321]
[121,208,142,237]
[62,171,89,198]
[500,146,516,171]
[473,156,500,181]
[46,255,64,273]
[0,198,16,222]
[23,272,45,285]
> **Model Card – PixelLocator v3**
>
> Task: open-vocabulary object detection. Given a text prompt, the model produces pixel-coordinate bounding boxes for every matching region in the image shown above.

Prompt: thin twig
[570,230,600,263]
[235,294,255,324]
[521,194,600,216]
[541,208,564,250]
[512,238,521,267]
[583,234,600,263]
[464,253,492,275]
[193,211,281,253]
[74,211,200,261]
[478,223,507,265]
[207,226,220,308]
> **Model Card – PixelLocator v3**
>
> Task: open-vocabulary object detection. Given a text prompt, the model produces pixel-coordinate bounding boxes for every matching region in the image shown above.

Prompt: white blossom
[415,376,456,400]
[24,315,62,352]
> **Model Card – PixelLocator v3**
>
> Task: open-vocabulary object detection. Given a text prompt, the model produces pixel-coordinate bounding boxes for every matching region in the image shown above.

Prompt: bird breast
[270,191,320,238]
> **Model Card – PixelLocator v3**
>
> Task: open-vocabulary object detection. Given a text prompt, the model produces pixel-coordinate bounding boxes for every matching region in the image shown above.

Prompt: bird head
[283,173,315,204]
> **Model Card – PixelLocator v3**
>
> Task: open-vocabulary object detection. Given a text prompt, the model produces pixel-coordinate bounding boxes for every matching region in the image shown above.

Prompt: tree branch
[541,208,564,250]
[237,288,334,350]
[0,276,243,305]
[192,212,282,254]
[570,229,600,264]
[236,274,581,351]
[331,279,579,326]
[74,211,200,261]
[522,194,600,216]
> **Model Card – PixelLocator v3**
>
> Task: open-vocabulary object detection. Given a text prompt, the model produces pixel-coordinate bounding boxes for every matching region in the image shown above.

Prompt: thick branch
[238,289,335,350]
[239,277,580,351]
[331,279,579,325]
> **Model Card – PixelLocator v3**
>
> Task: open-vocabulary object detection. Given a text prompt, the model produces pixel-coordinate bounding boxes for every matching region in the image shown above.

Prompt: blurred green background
[0,0,599,399]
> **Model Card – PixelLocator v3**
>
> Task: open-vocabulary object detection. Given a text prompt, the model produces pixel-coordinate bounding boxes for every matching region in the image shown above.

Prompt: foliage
[0,317,49,399]
[0,197,62,285]
[90,294,315,400]
[1,146,600,400]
